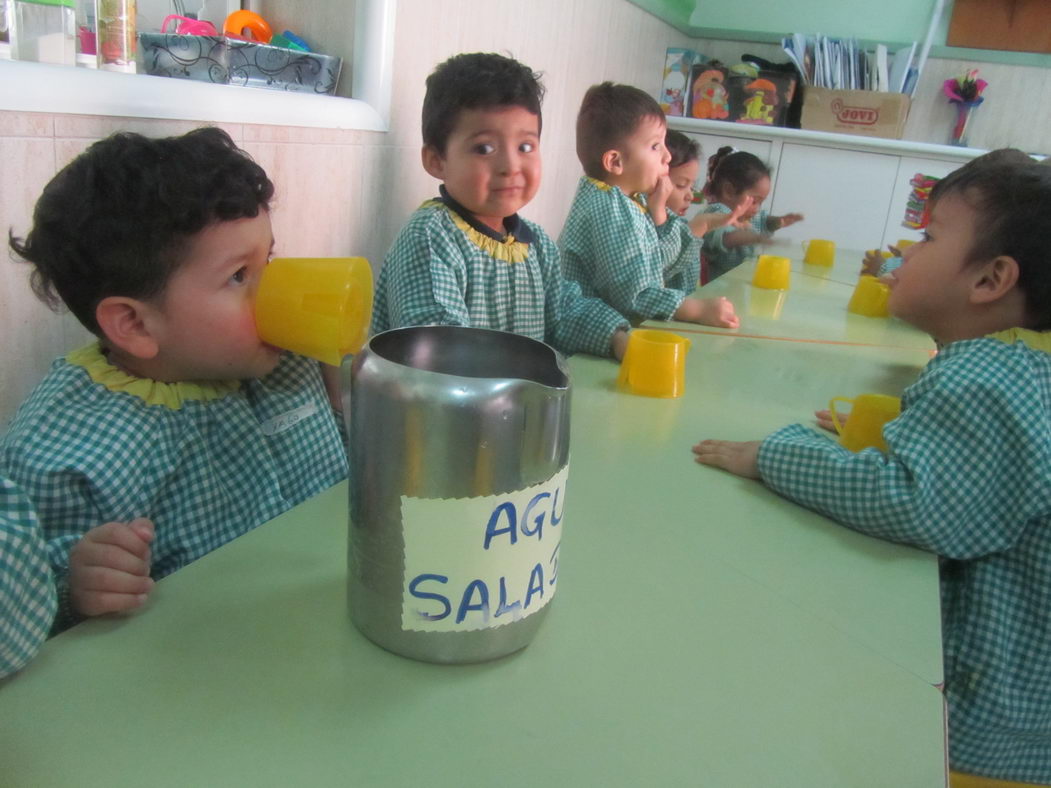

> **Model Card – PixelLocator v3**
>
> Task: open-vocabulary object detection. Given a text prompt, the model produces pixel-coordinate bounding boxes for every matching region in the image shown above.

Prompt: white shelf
[668,115,983,162]
[0,0,395,131]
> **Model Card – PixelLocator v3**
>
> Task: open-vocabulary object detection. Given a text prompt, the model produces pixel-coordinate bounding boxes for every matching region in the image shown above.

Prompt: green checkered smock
[659,211,702,294]
[757,330,1051,783]
[371,188,627,358]
[559,177,697,321]
[700,202,773,281]
[0,476,56,677]
[0,345,348,626]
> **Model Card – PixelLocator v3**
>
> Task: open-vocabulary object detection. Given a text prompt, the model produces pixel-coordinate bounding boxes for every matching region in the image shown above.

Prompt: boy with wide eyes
[371,52,631,360]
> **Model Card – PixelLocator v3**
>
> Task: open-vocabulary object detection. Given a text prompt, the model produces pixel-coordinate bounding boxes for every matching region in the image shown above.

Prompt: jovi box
[801,87,910,139]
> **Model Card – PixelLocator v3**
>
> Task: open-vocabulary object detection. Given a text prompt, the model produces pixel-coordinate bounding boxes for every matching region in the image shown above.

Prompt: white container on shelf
[10,0,75,65]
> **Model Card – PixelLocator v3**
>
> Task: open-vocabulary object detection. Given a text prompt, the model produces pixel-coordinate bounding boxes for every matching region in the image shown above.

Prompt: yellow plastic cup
[802,239,836,266]
[617,329,691,398]
[752,254,791,290]
[828,394,901,452]
[254,257,373,366]
[847,275,890,317]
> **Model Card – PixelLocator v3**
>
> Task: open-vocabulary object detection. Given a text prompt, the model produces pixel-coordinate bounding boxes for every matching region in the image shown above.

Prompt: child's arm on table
[67,518,154,618]
[693,351,1045,555]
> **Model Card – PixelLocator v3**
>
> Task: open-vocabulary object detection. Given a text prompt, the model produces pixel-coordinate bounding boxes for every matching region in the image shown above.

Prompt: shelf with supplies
[0,0,395,131]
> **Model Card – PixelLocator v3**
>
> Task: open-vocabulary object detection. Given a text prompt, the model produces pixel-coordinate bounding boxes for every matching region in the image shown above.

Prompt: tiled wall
[1,0,1049,429]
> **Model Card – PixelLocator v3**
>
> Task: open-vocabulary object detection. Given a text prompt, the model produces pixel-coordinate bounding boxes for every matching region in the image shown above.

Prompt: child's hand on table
[69,518,155,617]
[814,409,841,433]
[675,296,740,329]
[692,440,761,479]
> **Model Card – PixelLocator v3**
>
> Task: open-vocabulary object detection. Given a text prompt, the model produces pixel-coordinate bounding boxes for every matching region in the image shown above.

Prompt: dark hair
[705,146,770,199]
[930,156,1051,329]
[9,127,274,336]
[422,52,544,154]
[576,82,665,179]
[665,130,700,170]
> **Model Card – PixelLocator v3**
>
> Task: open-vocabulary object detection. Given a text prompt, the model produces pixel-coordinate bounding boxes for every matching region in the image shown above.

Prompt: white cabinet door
[769,143,899,253]
[682,131,775,188]
[880,156,961,249]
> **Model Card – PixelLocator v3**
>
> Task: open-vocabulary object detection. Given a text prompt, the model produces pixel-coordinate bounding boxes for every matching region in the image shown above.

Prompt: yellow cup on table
[617,329,691,398]
[828,394,901,452]
[254,257,373,366]
[802,238,836,266]
[752,254,791,290]
[847,275,890,317]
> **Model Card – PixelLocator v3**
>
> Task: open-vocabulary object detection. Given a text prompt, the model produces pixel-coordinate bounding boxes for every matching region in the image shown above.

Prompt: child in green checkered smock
[1,128,348,638]
[0,477,56,678]
[699,147,804,281]
[693,159,1051,784]
[558,83,738,329]
[371,53,629,359]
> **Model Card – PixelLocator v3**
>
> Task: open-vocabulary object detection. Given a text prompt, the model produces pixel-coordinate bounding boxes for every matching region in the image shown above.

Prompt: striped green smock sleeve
[0,477,56,677]
[656,211,701,294]
[559,177,685,321]
[757,335,1051,783]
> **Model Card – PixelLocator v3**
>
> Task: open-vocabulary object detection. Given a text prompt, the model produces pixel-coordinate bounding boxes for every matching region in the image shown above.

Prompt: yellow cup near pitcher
[617,329,691,398]
[802,239,836,266]
[255,257,373,366]
[752,254,791,290]
[828,394,901,452]
[847,275,890,317]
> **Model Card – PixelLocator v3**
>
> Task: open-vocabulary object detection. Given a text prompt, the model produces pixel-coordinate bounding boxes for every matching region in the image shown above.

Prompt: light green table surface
[649,249,936,351]
[0,335,947,787]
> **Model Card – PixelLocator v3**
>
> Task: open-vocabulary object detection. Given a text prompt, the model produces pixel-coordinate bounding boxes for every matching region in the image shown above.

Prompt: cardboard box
[801,87,910,139]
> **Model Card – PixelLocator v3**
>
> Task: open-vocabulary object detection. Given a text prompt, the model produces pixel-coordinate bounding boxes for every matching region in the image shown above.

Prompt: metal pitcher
[343,326,571,663]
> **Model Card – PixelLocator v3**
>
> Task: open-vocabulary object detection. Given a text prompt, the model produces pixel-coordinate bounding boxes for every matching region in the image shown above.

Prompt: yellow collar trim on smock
[67,343,241,410]
[585,176,646,214]
[436,204,531,264]
[987,328,1051,354]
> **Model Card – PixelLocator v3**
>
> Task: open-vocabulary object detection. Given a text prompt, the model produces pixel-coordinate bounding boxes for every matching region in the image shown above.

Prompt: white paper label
[259,403,318,436]
[400,465,568,632]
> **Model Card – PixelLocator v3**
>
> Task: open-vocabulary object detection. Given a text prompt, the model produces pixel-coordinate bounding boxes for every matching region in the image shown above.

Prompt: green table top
[649,250,935,351]
[0,335,947,787]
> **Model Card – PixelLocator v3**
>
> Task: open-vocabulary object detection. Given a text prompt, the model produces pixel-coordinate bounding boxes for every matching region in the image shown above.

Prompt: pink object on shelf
[78,26,96,55]
[160,15,218,36]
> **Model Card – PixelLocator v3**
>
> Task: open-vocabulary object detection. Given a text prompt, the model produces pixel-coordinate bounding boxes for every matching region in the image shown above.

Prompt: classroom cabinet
[770,143,900,251]
[675,119,976,254]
